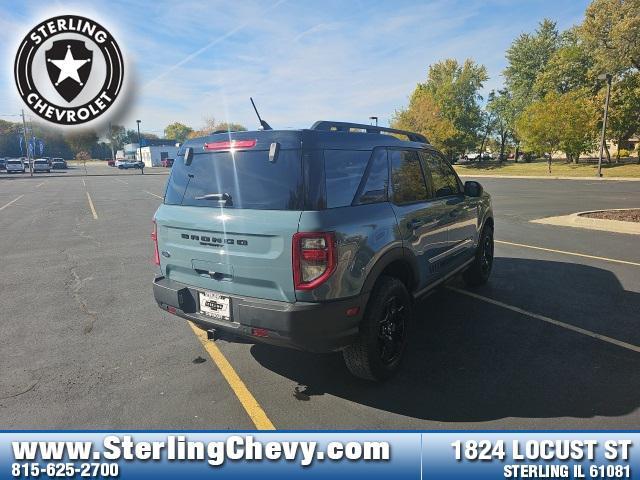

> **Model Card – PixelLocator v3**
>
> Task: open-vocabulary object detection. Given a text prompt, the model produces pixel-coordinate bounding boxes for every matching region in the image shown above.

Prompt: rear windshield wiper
[194,192,233,205]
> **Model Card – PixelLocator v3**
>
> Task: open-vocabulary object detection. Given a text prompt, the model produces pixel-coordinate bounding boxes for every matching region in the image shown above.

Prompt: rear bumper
[153,275,367,353]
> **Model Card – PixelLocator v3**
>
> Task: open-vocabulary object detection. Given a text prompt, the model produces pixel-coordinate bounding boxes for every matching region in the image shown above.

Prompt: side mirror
[184,147,194,166]
[464,180,483,197]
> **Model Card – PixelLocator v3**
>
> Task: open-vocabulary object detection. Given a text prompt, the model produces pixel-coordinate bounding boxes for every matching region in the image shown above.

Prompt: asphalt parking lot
[1,165,639,430]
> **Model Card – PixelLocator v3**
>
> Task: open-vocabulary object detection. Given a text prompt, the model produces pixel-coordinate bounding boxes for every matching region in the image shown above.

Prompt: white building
[122,143,140,160]
[137,145,179,167]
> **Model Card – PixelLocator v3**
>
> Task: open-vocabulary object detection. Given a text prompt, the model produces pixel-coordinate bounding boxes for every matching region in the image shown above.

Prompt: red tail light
[292,232,336,290]
[204,139,257,151]
[151,220,160,266]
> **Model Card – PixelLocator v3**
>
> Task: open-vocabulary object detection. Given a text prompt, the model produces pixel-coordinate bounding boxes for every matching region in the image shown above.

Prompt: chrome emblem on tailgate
[181,233,248,246]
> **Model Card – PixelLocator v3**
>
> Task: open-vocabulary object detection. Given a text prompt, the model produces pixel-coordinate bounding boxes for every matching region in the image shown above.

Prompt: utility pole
[20,109,32,177]
[136,119,142,163]
[597,73,612,178]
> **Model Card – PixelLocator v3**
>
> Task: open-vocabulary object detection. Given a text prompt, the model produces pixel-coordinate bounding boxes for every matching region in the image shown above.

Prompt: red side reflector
[251,328,269,338]
[152,220,160,266]
[167,306,176,314]
[204,139,257,151]
[346,307,360,317]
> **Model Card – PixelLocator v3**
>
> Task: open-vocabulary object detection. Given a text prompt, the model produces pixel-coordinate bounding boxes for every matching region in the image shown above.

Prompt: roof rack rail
[310,121,428,143]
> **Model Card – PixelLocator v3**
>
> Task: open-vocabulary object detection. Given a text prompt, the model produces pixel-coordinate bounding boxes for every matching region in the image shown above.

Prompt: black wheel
[343,276,412,381]
[463,224,494,286]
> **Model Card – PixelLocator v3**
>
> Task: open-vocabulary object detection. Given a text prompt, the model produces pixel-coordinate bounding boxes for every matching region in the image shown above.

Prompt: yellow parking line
[0,194,24,211]
[144,190,163,199]
[188,322,275,430]
[86,191,98,220]
[448,286,640,353]
[496,240,640,268]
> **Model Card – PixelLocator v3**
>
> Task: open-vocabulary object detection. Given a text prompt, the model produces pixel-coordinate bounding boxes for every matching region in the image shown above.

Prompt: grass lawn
[454,160,640,178]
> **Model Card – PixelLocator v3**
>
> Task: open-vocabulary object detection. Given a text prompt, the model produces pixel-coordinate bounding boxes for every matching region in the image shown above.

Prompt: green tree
[188,117,247,138]
[486,89,515,161]
[91,141,112,160]
[164,122,193,143]
[215,122,247,132]
[477,110,496,157]
[606,73,640,161]
[0,120,24,157]
[391,91,456,154]
[394,58,487,159]
[515,91,598,171]
[534,28,595,96]
[503,19,561,161]
[109,124,127,150]
[504,19,561,108]
[65,130,98,158]
[579,0,640,77]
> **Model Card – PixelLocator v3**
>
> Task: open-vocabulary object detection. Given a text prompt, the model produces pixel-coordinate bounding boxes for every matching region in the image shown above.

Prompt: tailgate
[155,204,301,302]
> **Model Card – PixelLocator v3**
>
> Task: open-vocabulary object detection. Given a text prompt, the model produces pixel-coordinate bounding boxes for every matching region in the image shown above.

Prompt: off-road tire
[343,276,412,381]
[463,224,494,287]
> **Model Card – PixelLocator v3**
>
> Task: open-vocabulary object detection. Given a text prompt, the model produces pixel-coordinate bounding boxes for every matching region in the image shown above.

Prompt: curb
[531,209,640,235]
[456,174,640,181]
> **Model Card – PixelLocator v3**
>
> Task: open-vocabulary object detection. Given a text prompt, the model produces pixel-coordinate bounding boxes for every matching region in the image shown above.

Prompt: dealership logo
[14,15,124,126]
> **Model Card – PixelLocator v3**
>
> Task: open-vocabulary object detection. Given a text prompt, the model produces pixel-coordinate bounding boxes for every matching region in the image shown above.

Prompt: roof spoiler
[310,121,428,143]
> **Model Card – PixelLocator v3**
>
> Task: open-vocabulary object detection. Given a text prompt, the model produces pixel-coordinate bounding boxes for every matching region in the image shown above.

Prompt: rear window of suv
[165,149,303,210]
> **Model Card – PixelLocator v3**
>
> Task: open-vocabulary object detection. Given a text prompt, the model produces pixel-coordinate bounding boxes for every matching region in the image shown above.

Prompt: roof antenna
[250,97,272,130]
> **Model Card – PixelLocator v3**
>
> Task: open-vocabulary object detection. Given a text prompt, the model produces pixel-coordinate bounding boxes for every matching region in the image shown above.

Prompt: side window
[390,149,429,204]
[324,150,371,208]
[420,151,460,198]
[354,149,388,205]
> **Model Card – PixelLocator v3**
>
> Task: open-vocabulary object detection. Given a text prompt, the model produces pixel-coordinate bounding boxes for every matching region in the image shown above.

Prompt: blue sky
[1,0,590,136]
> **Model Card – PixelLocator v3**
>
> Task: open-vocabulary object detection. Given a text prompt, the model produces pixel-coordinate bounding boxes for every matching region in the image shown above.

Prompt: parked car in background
[161,158,174,168]
[33,159,51,173]
[465,152,481,161]
[51,158,67,169]
[0,158,7,170]
[6,158,25,173]
[481,152,493,160]
[107,159,116,167]
[118,160,143,169]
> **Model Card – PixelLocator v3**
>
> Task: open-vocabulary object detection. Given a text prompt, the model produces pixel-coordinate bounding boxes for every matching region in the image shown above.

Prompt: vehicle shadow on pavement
[250,257,640,422]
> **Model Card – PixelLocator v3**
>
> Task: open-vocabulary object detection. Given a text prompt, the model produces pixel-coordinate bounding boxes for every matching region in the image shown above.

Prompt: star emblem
[47,45,91,86]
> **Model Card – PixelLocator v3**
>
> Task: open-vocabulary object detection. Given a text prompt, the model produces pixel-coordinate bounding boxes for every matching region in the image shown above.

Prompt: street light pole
[20,110,32,177]
[597,73,612,178]
[136,120,142,163]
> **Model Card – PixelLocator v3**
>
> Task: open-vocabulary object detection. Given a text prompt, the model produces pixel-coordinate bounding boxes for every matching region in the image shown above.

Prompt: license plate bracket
[198,290,231,321]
